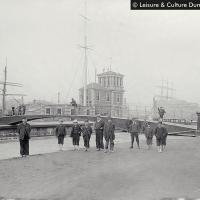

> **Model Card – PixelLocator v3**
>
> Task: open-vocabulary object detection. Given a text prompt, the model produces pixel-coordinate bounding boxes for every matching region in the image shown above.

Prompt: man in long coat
[55,119,66,151]
[17,117,31,157]
[94,114,105,151]
[103,118,115,153]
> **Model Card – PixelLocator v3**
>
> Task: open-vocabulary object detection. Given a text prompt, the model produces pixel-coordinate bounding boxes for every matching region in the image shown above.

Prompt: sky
[0,0,200,108]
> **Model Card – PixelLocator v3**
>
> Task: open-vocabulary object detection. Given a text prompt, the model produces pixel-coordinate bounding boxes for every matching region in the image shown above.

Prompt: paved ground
[0,134,200,200]
[0,133,130,160]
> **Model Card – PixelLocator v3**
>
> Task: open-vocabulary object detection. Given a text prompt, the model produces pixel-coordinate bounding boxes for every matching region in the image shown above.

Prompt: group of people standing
[11,105,26,116]
[17,115,168,158]
[55,119,93,152]
[127,118,168,152]
[55,114,115,153]
[94,114,115,153]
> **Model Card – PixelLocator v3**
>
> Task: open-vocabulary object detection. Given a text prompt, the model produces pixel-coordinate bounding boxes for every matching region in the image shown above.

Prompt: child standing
[55,119,66,151]
[144,122,154,150]
[82,120,92,151]
[70,119,82,150]
[154,120,168,153]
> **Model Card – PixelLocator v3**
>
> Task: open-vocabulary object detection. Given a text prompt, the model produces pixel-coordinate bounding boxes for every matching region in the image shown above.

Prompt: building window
[57,108,62,115]
[106,93,110,101]
[117,95,120,103]
[96,91,100,101]
[108,77,110,87]
[46,108,51,115]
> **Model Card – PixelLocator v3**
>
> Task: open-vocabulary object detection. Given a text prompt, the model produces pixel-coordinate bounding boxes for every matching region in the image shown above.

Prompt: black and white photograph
[0,0,200,200]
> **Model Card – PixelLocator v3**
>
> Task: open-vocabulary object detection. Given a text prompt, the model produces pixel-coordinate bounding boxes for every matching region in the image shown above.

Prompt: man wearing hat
[70,119,82,150]
[17,117,31,157]
[55,119,66,151]
[154,120,168,152]
[94,114,105,151]
[103,118,115,153]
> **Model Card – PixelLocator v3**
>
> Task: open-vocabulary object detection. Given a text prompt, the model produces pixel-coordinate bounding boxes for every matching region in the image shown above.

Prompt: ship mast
[83,0,88,107]
[2,59,7,114]
[0,58,25,115]
[80,0,89,107]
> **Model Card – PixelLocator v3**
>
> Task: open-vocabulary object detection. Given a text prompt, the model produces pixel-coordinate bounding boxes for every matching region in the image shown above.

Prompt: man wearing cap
[55,119,66,151]
[94,114,105,151]
[70,119,82,150]
[82,119,93,151]
[154,120,168,152]
[103,118,115,153]
[17,117,31,157]
[129,119,140,149]
[144,122,154,150]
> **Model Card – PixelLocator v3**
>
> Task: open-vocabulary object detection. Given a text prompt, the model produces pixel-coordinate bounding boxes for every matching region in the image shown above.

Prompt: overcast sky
[0,0,199,108]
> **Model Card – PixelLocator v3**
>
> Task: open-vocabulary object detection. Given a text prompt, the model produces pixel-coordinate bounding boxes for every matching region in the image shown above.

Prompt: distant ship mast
[80,0,90,107]
[0,58,25,115]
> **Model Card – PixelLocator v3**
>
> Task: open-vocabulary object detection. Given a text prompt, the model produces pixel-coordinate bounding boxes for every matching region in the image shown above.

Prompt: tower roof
[97,71,124,77]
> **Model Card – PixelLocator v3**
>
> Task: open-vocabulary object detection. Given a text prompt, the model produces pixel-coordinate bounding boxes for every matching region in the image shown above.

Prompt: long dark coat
[129,122,140,134]
[70,125,82,146]
[70,125,82,138]
[17,123,31,140]
[94,119,105,131]
[144,126,154,139]
[103,122,115,141]
[144,126,154,145]
[154,126,168,139]
[94,119,105,149]
[55,125,66,137]
[55,125,66,145]
[82,125,92,148]
[82,126,92,138]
